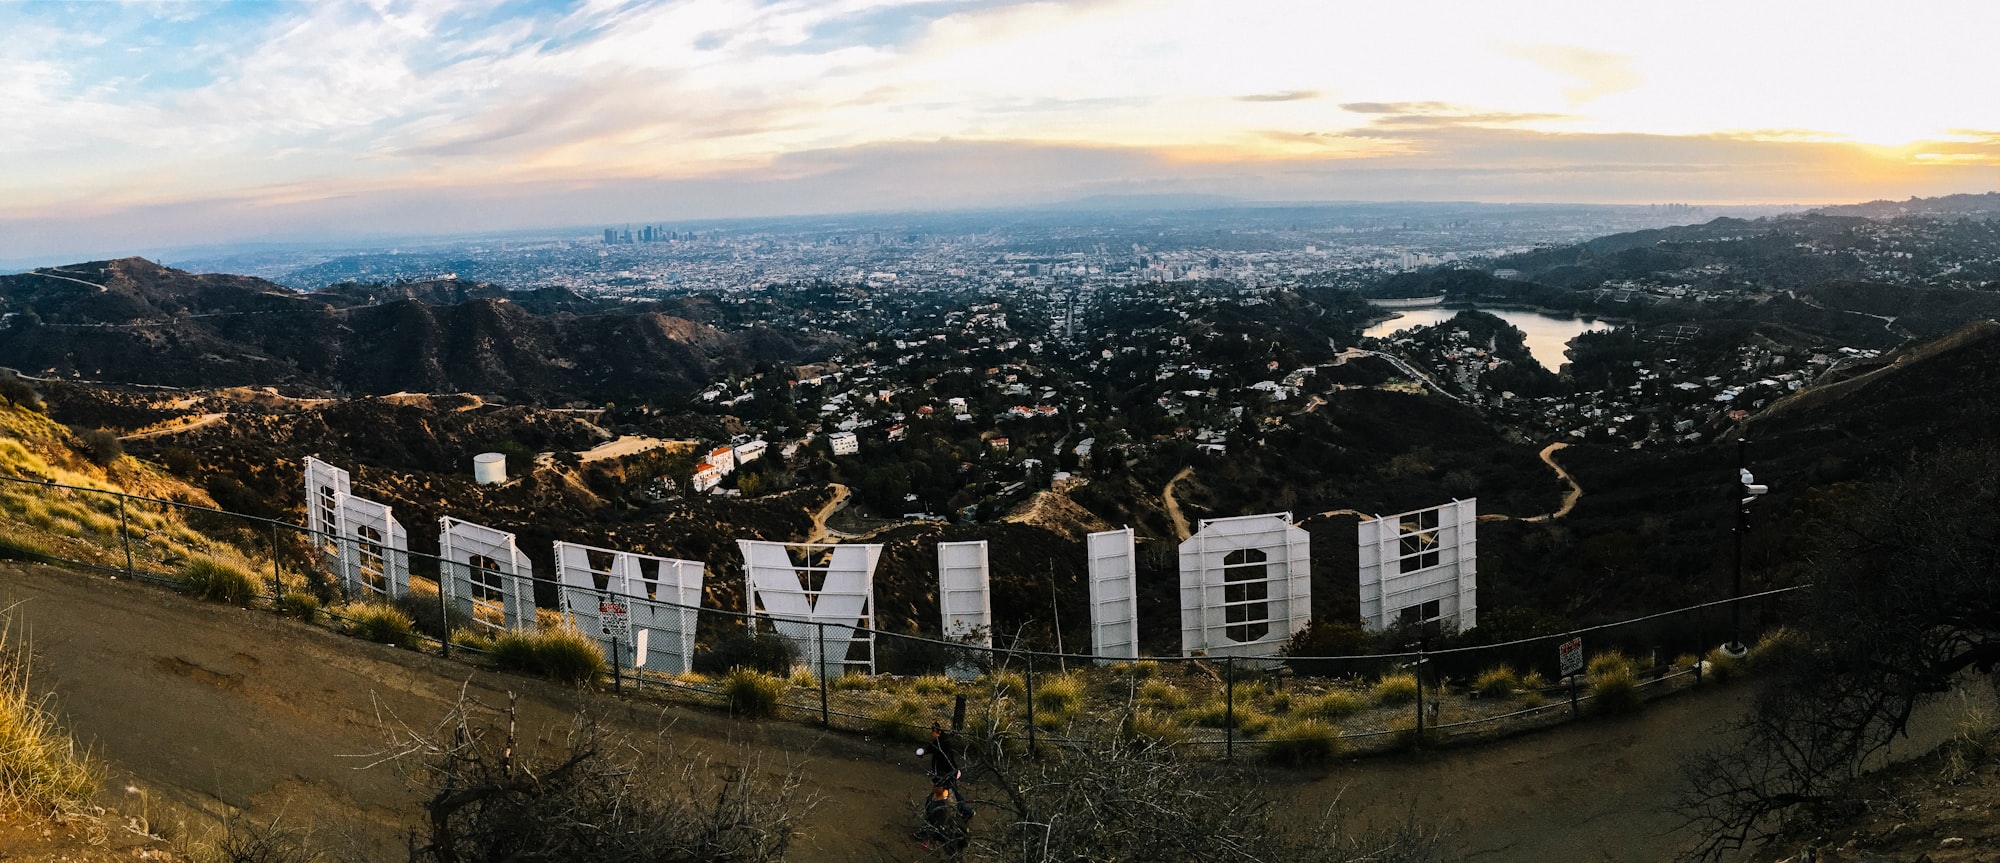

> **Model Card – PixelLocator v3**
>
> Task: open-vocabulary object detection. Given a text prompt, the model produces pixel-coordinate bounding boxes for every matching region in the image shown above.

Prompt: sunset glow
[2,0,1997,262]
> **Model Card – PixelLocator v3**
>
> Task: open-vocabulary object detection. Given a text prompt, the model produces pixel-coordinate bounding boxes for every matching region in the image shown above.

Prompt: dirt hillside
[0,558,1905,862]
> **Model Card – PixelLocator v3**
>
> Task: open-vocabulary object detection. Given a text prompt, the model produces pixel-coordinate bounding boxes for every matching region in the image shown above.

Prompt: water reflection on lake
[1361,307,1615,371]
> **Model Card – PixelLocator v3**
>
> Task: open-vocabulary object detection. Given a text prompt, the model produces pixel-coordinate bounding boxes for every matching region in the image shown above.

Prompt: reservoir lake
[1362,307,1615,371]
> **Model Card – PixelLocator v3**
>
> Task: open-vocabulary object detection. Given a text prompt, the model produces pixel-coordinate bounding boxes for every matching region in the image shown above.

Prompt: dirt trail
[1163,466,1194,540]
[0,559,1815,862]
[1311,443,1578,528]
[118,412,227,441]
[576,434,695,464]
[801,483,851,544]
[1530,441,1583,521]
[1472,441,1583,524]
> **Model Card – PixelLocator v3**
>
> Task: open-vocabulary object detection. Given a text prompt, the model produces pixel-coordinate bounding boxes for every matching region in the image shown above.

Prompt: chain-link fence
[0,474,1803,760]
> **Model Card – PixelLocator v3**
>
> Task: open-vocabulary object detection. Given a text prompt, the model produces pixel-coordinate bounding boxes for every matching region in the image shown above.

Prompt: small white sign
[1558,636,1584,677]
[633,629,649,668]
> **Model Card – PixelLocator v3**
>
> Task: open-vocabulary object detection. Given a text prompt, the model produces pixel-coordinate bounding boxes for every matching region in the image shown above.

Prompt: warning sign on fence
[599,601,630,639]
[1558,636,1584,677]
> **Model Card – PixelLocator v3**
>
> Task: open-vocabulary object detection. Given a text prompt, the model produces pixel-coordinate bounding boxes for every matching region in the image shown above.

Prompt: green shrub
[275,592,321,622]
[344,603,417,647]
[177,558,259,605]
[1293,690,1365,721]
[1585,652,1633,679]
[0,530,54,562]
[978,669,1026,698]
[1120,709,1189,747]
[964,706,1017,746]
[1474,665,1521,699]
[910,674,959,697]
[831,672,878,691]
[67,427,122,466]
[1236,707,1274,737]
[1749,626,1807,670]
[1263,718,1342,768]
[393,590,469,640]
[787,666,816,689]
[1108,660,1160,680]
[451,626,496,652]
[696,627,798,676]
[1033,673,1086,723]
[1372,673,1419,706]
[1703,646,1745,682]
[720,669,786,718]
[488,628,606,683]
[1589,666,1643,715]
[870,695,931,742]
[1265,691,1292,714]
[1180,698,1271,735]
[1138,679,1190,710]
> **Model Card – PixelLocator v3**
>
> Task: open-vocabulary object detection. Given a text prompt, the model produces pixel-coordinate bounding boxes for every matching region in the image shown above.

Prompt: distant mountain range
[0,258,838,401]
[1809,191,2000,218]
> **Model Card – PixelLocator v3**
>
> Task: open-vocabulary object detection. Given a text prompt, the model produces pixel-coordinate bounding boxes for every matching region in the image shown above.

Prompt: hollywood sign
[305,458,1472,669]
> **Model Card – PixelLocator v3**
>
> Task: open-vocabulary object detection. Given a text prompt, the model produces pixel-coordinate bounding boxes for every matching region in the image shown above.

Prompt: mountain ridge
[0,258,841,402]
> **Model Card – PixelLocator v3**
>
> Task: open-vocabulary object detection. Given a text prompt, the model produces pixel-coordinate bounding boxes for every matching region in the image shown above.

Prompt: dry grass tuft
[489,626,606,683]
[0,616,99,818]
[1372,673,1419,706]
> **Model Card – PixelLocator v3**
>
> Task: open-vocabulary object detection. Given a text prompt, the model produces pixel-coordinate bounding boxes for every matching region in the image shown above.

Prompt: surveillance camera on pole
[1741,470,1768,505]
[1723,442,1768,659]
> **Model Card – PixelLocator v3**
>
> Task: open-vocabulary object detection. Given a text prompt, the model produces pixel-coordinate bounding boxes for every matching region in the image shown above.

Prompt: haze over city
[6,0,2000,266]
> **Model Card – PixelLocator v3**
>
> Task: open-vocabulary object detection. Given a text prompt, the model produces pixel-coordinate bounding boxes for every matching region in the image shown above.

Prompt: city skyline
[4,0,1999,264]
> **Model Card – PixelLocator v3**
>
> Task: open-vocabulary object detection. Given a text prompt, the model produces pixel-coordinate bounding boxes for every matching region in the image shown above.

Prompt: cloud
[9,129,2000,267]
[1331,101,1574,136]
[1339,101,1456,115]
[1236,90,1320,103]
[1498,43,1641,103]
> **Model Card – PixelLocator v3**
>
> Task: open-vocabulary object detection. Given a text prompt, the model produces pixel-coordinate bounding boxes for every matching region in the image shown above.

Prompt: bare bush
[959,701,1457,863]
[1676,446,2000,860]
[369,693,811,863]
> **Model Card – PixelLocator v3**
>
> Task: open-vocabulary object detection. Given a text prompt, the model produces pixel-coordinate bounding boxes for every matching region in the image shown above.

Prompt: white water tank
[473,452,507,485]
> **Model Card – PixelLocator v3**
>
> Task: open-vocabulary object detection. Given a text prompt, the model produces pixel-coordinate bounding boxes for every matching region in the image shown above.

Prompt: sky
[3,0,1999,264]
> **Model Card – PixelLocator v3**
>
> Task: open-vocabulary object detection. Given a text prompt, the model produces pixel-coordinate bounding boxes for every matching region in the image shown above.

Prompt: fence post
[817,622,830,728]
[1414,642,1425,746]
[438,563,453,659]
[1225,656,1236,762]
[269,522,284,600]
[1025,653,1037,756]
[116,494,134,576]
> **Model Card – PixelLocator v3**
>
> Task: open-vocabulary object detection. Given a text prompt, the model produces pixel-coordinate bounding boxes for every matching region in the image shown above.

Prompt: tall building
[603,229,617,244]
